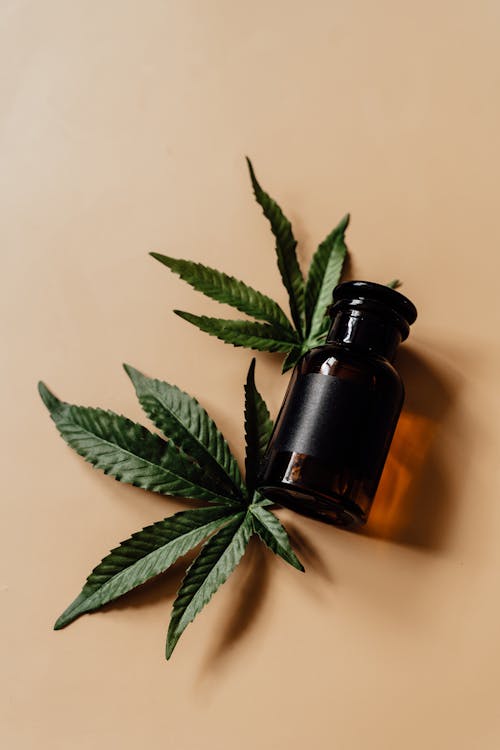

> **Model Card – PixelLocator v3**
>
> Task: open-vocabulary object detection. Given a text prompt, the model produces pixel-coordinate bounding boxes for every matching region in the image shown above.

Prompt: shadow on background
[361,345,462,550]
[285,521,333,582]
[100,550,198,615]
[201,536,271,670]
[77,540,271,666]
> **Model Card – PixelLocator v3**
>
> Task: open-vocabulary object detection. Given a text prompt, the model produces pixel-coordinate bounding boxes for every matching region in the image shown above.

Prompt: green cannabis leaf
[152,159,402,372]
[39,359,303,659]
[244,358,273,494]
[151,159,348,372]
[246,157,306,333]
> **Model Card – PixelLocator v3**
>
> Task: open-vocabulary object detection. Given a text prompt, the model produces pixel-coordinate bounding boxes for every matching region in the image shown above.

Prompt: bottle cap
[329,280,417,340]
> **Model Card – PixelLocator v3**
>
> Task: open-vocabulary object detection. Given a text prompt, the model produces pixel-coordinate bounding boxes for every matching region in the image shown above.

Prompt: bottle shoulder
[299,343,403,391]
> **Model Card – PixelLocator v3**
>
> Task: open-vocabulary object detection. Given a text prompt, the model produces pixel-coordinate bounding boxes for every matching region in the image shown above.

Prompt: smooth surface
[2,2,500,748]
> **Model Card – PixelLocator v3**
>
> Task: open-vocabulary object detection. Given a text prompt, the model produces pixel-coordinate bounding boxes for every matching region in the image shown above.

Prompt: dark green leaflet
[174,311,298,352]
[151,253,294,333]
[38,383,238,506]
[39,359,304,659]
[55,506,235,629]
[125,365,245,499]
[166,511,252,659]
[304,213,349,339]
[246,157,305,335]
[250,505,304,572]
[244,358,273,494]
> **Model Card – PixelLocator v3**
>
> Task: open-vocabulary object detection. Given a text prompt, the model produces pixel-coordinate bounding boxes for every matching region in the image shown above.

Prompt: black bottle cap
[329,280,417,340]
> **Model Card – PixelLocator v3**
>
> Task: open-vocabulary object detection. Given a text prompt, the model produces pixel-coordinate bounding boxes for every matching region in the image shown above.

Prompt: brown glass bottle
[257,281,417,528]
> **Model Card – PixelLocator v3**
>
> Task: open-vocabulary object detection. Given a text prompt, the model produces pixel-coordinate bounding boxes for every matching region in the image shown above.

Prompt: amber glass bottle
[257,281,417,528]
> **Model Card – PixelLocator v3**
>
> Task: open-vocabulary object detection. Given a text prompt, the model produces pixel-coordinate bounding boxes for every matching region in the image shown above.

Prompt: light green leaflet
[39,359,303,659]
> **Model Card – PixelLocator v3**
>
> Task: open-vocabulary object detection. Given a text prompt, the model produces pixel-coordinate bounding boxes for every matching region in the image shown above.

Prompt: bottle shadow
[196,344,464,668]
[359,344,463,551]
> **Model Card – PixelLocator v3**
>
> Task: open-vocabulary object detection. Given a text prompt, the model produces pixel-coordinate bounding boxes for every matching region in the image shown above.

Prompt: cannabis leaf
[246,157,306,333]
[54,505,234,629]
[151,159,348,372]
[152,159,402,372]
[304,213,350,340]
[166,511,252,658]
[244,358,273,494]
[39,359,303,659]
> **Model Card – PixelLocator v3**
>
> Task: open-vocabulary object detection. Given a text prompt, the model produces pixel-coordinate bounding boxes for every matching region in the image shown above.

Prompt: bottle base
[258,483,367,529]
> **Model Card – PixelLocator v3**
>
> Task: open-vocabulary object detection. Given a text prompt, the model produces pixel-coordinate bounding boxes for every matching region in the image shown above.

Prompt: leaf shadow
[280,516,333,583]
[199,536,271,672]
[98,549,199,615]
[197,522,332,677]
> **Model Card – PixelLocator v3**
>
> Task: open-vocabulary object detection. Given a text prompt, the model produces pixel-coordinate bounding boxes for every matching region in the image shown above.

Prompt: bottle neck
[326,309,402,361]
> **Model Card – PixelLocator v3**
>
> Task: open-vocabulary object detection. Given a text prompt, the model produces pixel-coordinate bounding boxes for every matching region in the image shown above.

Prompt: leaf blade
[305,213,349,339]
[55,506,236,629]
[246,158,305,334]
[151,253,294,332]
[38,383,238,506]
[250,505,304,572]
[124,365,244,499]
[166,511,252,658]
[174,311,297,353]
[281,348,302,373]
[244,359,273,494]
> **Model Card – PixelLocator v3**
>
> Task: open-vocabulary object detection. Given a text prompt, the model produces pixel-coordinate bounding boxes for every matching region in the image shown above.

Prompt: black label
[271,372,370,467]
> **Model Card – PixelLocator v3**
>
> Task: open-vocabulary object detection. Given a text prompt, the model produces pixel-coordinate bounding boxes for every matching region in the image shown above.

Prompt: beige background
[2,1,500,748]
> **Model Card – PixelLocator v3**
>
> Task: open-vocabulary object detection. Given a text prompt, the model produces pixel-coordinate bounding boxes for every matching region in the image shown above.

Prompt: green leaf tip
[54,506,235,633]
[386,279,402,289]
[244,358,273,494]
[149,251,166,260]
[165,511,252,659]
[38,381,62,413]
[54,591,88,630]
[122,362,142,384]
[150,251,177,268]
[337,212,350,233]
[173,311,295,353]
[247,356,256,378]
[250,506,304,572]
[245,156,258,187]
[244,156,305,334]
[304,212,349,340]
